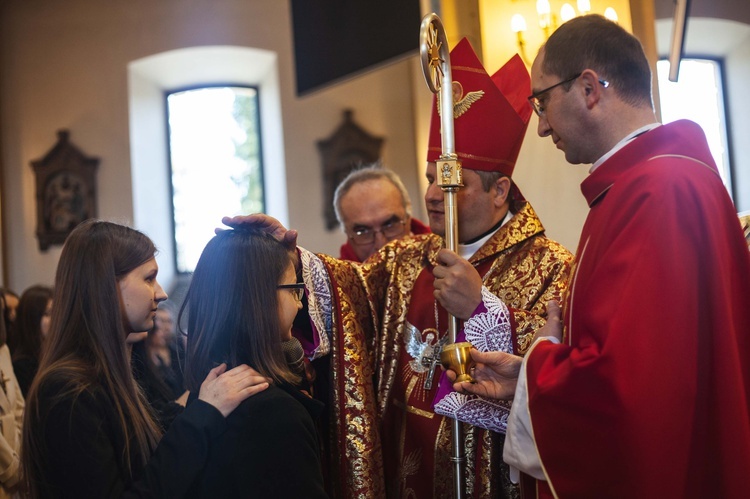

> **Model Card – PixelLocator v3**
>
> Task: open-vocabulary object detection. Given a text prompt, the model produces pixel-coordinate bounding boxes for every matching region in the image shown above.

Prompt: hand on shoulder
[198,363,271,417]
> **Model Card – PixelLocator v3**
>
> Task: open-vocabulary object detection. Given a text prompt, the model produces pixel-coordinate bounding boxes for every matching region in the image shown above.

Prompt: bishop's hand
[447,348,522,400]
[433,248,482,320]
[220,213,298,250]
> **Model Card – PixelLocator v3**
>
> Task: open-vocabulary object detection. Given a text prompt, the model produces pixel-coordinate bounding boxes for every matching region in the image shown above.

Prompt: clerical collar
[458,210,513,260]
[590,122,661,173]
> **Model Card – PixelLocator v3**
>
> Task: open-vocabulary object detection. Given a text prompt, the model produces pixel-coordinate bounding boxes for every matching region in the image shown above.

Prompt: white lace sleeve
[464,287,513,354]
[433,286,515,433]
[299,247,332,358]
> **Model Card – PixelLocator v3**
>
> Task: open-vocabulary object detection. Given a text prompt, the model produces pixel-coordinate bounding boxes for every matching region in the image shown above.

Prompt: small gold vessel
[440,341,475,383]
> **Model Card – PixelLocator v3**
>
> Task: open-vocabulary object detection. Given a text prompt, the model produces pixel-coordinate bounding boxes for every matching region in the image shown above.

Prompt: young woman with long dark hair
[21,220,269,497]
[181,228,327,498]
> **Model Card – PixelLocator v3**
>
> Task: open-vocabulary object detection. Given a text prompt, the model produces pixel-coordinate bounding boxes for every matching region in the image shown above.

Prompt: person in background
[441,14,750,499]
[181,228,327,498]
[739,211,750,249]
[21,220,270,498]
[131,304,189,430]
[334,164,429,262]
[11,285,53,397]
[0,293,23,498]
[0,290,18,327]
[145,304,184,399]
[131,301,188,429]
[0,289,18,354]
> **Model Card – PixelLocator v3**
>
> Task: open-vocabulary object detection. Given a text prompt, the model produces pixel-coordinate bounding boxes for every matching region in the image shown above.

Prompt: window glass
[657,59,732,193]
[167,86,264,273]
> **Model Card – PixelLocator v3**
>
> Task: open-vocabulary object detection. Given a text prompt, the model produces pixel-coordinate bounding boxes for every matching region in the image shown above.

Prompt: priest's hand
[447,349,522,400]
[220,213,298,249]
[533,301,563,343]
[433,249,482,320]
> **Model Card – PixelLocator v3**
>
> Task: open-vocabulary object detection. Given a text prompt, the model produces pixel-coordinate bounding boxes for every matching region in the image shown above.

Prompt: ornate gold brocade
[318,201,573,498]
[320,256,386,497]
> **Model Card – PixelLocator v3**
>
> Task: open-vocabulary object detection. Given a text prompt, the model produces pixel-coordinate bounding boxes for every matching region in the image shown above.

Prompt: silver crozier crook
[419,13,466,499]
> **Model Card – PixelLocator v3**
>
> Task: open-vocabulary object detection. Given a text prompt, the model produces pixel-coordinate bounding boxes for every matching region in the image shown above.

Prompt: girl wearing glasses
[180,228,327,498]
[21,220,268,497]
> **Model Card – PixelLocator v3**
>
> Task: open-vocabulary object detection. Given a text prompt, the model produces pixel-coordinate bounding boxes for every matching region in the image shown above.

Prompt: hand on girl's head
[219,214,299,249]
[197,363,271,417]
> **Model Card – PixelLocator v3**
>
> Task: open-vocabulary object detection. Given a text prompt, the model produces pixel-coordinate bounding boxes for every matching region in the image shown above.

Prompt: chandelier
[511,0,618,63]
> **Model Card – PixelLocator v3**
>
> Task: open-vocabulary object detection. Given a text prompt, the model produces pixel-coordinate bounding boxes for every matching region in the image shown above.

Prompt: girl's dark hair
[11,285,53,362]
[181,228,299,392]
[21,220,162,495]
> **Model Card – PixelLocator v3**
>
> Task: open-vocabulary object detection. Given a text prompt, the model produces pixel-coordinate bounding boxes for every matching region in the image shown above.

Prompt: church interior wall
[654,17,750,212]
[724,27,750,213]
[1,0,748,293]
[0,0,425,292]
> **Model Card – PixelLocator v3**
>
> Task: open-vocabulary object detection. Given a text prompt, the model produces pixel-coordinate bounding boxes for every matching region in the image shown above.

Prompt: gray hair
[333,163,413,227]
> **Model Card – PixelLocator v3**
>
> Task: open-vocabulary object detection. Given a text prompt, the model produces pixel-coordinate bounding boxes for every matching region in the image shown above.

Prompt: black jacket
[31,379,226,498]
[186,382,328,498]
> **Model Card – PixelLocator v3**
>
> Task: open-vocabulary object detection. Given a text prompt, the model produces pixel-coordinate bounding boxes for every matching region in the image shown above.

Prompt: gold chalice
[440,341,475,383]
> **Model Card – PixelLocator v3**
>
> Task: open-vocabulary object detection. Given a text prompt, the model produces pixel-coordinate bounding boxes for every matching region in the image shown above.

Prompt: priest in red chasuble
[225,39,573,498]
[442,15,750,499]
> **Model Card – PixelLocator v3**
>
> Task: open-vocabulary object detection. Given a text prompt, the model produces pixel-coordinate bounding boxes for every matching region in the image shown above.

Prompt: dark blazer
[186,382,328,498]
[10,355,37,397]
[31,378,226,498]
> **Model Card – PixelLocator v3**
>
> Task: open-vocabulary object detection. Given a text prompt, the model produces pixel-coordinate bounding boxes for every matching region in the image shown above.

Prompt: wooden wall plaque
[31,130,99,250]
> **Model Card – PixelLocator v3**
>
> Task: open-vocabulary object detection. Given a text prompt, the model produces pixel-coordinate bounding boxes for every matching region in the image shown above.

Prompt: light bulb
[561,3,576,22]
[536,0,551,15]
[604,7,618,21]
[577,0,591,14]
[537,0,551,29]
[511,14,528,33]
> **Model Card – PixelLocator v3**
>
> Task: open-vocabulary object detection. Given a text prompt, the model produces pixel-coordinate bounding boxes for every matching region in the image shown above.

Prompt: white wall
[476,0,634,253]
[2,2,749,293]
[128,46,289,290]
[0,0,425,292]
[723,24,750,212]
[656,17,750,212]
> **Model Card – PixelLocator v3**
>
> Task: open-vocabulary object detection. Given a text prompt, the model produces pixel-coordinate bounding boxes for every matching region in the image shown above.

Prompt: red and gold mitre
[426,38,532,176]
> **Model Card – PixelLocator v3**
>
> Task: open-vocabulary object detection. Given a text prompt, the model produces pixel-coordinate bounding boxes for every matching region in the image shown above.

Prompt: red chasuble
[523,121,750,498]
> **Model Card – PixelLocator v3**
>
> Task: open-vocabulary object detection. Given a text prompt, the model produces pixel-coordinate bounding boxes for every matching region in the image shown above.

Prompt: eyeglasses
[349,218,407,246]
[277,283,305,301]
[527,73,609,117]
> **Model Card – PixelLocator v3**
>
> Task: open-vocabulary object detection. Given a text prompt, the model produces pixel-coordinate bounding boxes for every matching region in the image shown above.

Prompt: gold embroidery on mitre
[436,81,485,119]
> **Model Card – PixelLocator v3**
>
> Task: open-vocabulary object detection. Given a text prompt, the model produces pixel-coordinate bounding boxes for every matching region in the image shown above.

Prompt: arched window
[128,46,287,289]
